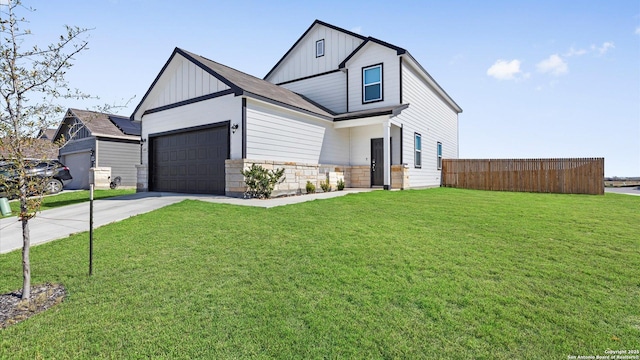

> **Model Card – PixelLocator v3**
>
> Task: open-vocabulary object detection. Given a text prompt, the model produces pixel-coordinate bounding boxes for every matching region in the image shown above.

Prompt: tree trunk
[20,180,31,300]
[21,216,31,299]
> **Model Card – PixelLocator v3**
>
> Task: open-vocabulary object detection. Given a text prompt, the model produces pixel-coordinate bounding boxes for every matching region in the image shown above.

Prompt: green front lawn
[3,189,136,217]
[0,188,638,358]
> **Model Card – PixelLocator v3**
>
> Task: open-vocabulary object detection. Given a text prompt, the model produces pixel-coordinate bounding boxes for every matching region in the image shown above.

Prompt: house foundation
[225,159,408,198]
[137,159,409,197]
[225,159,353,198]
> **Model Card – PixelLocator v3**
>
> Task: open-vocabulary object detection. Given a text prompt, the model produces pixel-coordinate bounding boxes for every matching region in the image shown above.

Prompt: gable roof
[132,47,416,123]
[132,48,336,121]
[338,37,407,69]
[264,19,367,81]
[265,20,462,114]
[37,128,57,141]
[54,109,140,142]
[180,49,336,119]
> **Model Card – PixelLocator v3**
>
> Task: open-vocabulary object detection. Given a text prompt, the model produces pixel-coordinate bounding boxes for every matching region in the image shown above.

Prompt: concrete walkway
[0,188,372,254]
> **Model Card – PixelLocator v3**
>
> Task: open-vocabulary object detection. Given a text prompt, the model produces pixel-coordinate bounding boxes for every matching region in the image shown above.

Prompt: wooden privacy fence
[441,158,604,195]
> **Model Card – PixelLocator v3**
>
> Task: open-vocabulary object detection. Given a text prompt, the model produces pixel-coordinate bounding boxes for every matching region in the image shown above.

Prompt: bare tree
[0,0,92,299]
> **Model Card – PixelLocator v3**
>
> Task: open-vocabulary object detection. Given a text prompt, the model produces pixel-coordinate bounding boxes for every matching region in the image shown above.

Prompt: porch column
[383,120,391,190]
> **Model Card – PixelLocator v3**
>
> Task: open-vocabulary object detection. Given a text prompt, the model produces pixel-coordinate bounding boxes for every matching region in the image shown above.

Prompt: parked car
[0,159,73,199]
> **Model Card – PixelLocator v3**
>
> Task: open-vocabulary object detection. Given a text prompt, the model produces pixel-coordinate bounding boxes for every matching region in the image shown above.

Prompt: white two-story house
[131,20,462,196]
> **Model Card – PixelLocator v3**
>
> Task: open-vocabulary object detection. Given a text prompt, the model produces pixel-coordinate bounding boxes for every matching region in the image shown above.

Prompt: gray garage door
[150,124,229,195]
[62,151,91,190]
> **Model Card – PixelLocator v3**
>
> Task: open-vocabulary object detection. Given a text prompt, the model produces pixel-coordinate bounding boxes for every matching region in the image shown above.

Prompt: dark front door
[371,138,384,186]
[150,124,229,195]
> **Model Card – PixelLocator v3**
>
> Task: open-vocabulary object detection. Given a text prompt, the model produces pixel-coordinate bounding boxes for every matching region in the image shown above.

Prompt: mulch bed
[0,283,66,329]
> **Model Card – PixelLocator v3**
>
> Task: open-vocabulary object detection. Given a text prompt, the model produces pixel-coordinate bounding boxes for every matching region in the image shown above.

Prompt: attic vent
[316,39,324,58]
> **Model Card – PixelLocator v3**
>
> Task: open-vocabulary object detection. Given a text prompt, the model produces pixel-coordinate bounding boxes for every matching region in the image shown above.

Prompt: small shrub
[306,181,316,194]
[320,178,331,192]
[337,178,345,191]
[241,164,285,199]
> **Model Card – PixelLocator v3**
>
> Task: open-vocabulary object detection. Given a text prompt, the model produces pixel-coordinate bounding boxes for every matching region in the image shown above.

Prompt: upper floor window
[415,133,422,168]
[316,39,324,57]
[437,142,443,170]
[362,64,383,103]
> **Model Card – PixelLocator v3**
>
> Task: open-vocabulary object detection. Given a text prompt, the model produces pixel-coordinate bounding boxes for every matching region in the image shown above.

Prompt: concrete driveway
[0,189,372,254]
[0,193,187,254]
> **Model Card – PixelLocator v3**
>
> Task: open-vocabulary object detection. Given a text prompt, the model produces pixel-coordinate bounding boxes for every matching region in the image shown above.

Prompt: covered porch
[333,104,409,190]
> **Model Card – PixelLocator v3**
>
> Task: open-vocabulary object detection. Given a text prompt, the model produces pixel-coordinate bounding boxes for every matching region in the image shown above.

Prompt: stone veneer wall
[349,166,370,188]
[136,164,148,192]
[226,159,356,198]
[391,164,409,190]
[137,159,410,197]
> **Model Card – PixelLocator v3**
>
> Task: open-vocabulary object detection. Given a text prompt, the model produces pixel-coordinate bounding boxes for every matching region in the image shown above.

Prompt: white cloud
[487,59,526,80]
[594,41,615,55]
[536,54,568,76]
[564,47,587,57]
[565,42,614,57]
[350,26,362,34]
[636,27,640,35]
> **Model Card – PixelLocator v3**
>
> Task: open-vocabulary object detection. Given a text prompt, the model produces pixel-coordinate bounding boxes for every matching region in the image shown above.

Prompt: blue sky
[13,0,640,176]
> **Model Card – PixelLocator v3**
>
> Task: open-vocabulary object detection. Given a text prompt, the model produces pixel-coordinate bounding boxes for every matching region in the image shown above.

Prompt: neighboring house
[37,128,58,141]
[131,20,462,196]
[53,109,141,189]
[0,138,58,160]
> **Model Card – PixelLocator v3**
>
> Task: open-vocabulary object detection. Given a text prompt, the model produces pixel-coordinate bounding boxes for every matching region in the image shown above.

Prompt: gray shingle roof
[55,109,140,141]
[0,138,58,160]
[133,47,412,122]
[179,49,336,119]
[38,129,57,141]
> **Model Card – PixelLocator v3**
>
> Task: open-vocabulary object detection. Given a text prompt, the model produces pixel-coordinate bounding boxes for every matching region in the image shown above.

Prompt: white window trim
[415,132,422,168]
[362,64,383,103]
[437,142,442,170]
[316,39,324,58]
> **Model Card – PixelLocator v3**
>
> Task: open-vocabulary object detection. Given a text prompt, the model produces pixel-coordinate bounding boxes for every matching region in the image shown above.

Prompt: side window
[437,142,442,170]
[362,64,383,103]
[414,133,422,168]
[316,39,324,58]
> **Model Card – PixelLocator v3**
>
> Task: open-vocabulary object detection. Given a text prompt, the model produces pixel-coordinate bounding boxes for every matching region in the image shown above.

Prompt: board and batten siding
[346,43,400,112]
[266,24,364,85]
[141,95,243,168]
[96,139,140,187]
[396,61,458,187]
[147,56,231,110]
[280,71,347,113]
[245,100,349,165]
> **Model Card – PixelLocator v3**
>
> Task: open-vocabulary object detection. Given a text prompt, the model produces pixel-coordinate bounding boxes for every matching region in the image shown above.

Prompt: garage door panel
[150,125,228,195]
